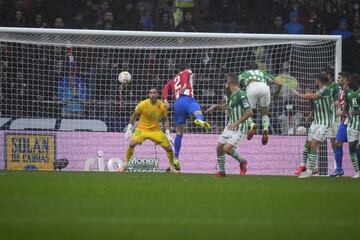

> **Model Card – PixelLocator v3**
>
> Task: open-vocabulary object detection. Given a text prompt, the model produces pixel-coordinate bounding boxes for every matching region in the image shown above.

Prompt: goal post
[0,27,346,175]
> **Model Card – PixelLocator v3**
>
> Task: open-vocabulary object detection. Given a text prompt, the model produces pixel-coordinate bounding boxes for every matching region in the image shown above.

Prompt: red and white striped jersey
[339,87,349,124]
[162,69,194,101]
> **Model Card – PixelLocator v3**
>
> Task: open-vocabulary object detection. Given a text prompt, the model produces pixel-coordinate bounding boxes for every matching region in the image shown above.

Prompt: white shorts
[308,123,329,142]
[347,127,360,142]
[218,129,245,147]
[327,120,340,138]
[246,81,270,108]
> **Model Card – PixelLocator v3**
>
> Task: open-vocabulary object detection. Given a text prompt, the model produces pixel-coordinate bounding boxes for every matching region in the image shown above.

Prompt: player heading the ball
[162,63,211,170]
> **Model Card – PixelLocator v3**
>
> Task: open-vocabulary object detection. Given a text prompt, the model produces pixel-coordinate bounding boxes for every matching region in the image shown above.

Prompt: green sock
[350,150,360,172]
[262,115,270,130]
[301,143,309,166]
[307,150,317,172]
[229,148,245,163]
[217,153,226,173]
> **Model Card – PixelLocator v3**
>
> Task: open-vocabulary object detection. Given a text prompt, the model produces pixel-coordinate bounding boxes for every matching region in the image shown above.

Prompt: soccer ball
[107,158,124,172]
[118,71,132,84]
[295,126,307,136]
[173,158,181,171]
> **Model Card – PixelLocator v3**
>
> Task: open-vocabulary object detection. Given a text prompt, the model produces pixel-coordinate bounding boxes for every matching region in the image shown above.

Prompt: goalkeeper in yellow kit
[119,88,178,173]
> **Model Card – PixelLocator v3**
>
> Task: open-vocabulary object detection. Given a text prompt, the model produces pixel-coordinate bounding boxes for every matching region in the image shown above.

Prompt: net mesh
[0,29,341,174]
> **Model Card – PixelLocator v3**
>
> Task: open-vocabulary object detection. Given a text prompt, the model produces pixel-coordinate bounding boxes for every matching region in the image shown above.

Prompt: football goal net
[0,27,343,175]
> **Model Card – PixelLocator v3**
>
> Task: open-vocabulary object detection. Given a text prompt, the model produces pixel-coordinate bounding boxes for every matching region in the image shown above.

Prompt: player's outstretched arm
[292,89,321,100]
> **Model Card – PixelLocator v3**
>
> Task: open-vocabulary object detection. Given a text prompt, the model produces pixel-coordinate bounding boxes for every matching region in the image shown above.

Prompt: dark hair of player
[177,62,189,71]
[339,71,350,79]
[348,73,360,88]
[317,73,328,85]
[148,88,158,94]
[226,74,239,85]
[321,67,335,78]
[246,62,259,70]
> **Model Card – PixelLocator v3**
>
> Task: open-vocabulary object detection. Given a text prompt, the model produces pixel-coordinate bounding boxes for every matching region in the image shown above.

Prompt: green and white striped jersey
[312,86,335,128]
[238,69,274,87]
[226,89,251,133]
[329,82,340,119]
[345,88,360,131]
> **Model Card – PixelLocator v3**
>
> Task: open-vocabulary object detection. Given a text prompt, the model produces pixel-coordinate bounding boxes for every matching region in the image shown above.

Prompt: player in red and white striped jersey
[330,71,351,177]
[162,63,211,170]
[162,69,194,101]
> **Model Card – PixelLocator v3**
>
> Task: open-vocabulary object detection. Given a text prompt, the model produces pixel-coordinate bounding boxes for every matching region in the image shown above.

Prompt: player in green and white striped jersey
[322,68,340,154]
[238,63,282,145]
[206,74,253,177]
[344,73,360,178]
[292,73,335,178]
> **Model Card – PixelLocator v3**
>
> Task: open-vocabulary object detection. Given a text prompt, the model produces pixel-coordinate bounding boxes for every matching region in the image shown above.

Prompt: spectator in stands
[58,63,89,118]
[173,0,194,27]
[8,10,27,27]
[154,0,174,23]
[331,18,352,40]
[95,11,118,29]
[83,0,97,28]
[71,13,86,29]
[176,9,197,32]
[29,0,49,23]
[268,15,286,34]
[212,0,237,33]
[104,10,117,27]
[53,16,65,28]
[96,0,111,25]
[120,1,139,30]
[31,13,47,28]
[155,11,175,31]
[299,0,323,34]
[138,3,154,31]
[284,11,304,34]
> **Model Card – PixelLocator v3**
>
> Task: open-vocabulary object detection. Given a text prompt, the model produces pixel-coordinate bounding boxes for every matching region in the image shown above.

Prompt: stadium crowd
[1,0,360,71]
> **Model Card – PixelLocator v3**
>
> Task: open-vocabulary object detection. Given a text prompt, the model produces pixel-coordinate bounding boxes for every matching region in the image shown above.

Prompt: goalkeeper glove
[125,124,133,139]
[165,129,174,145]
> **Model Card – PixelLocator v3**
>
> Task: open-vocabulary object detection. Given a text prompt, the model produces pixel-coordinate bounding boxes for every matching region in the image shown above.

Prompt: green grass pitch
[0,170,359,240]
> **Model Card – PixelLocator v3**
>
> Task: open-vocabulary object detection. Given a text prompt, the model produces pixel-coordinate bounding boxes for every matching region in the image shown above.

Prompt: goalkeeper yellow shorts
[131,128,170,147]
